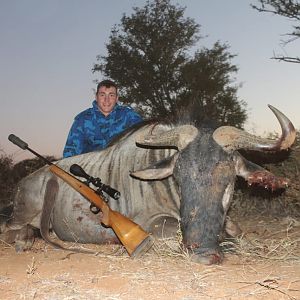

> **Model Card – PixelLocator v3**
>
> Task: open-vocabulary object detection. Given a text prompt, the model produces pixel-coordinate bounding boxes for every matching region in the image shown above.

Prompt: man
[63,80,143,158]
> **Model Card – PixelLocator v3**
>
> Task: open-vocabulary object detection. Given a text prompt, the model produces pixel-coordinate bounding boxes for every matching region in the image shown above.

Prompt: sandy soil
[0,215,299,300]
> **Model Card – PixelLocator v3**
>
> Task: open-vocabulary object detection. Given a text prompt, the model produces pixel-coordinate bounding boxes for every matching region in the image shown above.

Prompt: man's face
[96,86,118,116]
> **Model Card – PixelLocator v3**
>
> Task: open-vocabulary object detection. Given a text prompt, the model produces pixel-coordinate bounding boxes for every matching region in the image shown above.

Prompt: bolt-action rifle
[8,134,153,257]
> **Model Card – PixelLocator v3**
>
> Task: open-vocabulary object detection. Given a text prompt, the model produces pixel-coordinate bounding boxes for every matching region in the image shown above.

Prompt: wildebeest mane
[107,120,157,147]
[164,97,219,130]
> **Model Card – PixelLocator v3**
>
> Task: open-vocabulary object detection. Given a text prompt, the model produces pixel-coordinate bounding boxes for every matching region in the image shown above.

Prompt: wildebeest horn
[213,105,296,152]
[136,124,198,151]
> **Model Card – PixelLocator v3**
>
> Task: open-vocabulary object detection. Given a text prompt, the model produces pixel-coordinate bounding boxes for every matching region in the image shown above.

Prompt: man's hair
[96,80,118,94]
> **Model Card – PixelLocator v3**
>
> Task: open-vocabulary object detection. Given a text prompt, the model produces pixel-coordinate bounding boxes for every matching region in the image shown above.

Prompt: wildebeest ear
[130,153,179,180]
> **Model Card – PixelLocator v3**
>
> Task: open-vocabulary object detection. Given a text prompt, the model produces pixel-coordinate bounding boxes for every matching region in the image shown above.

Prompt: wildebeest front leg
[234,152,289,191]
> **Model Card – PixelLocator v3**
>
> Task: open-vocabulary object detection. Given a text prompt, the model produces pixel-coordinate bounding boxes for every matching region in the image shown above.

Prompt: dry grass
[136,215,300,270]
[149,220,192,260]
[1,216,300,300]
[2,213,297,269]
[221,217,300,265]
[222,235,300,262]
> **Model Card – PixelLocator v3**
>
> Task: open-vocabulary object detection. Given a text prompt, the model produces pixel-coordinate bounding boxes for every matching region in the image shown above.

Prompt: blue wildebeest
[0,105,296,264]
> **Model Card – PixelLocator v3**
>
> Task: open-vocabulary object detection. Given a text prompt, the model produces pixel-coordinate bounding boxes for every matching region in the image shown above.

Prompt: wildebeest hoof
[14,238,34,252]
[190,249,224,265]
[14,226,35,252]
[15,243,25,253]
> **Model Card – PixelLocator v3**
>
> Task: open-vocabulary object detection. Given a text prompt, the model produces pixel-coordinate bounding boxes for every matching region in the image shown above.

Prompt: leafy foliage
[179,43,247,127]
[11,156,56,183]
[93,0,247,127]
[0,151,14,209]
[251,0,300,63]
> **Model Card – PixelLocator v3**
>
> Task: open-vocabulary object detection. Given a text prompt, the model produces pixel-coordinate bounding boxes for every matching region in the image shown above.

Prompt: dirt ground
[0,214,299,300]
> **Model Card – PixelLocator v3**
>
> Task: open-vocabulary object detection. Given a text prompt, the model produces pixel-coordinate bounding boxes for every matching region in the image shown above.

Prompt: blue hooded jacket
[63,101,143,158]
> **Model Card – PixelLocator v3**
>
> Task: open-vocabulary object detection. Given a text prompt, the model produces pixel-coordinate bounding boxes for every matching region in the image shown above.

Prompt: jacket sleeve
[63,117,86,158]
[125,109,143,127]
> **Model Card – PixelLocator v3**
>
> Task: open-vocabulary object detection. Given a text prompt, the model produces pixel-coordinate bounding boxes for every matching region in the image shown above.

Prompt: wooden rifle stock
[49,164,153,257]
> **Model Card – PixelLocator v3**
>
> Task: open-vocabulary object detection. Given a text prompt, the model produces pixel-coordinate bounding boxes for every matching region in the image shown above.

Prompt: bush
[11,156,56,183]
[0,151,14,210]
[0,152,57,211]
